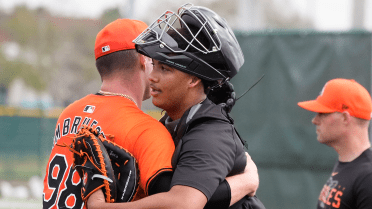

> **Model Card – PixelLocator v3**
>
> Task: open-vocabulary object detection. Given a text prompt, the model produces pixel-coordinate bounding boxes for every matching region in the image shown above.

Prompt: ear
[189,76,202,88]
[139,54,146,71]
[341,111,352,124]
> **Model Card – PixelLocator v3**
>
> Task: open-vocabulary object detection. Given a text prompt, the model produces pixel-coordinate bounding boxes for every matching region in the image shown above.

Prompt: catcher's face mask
[134,3,221,54]
[133,3,244,82]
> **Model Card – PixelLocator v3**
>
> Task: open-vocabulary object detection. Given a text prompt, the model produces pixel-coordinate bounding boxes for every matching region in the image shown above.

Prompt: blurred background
[0,0,371,208]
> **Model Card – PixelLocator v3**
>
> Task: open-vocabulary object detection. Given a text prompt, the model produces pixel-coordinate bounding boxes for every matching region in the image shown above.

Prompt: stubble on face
[142,56,153,101]
[313,112,344,146]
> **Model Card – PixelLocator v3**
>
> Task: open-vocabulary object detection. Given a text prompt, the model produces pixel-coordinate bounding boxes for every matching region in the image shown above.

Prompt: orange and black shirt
[317,148,372,209]
[43,94,175,209]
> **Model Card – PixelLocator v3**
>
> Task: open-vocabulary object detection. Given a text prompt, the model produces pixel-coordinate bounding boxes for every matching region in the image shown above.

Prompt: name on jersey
[53,116,105,145]
[318,177,344,208]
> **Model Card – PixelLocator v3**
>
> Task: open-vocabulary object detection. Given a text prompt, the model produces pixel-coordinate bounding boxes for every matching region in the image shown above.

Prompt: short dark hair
[95,49,139,78]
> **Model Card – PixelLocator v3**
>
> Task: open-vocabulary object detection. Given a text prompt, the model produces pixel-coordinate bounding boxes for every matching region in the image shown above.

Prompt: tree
[5,5,39,46]
[0,54,45,90]
[100,8,122,26]
[1,5,101,107]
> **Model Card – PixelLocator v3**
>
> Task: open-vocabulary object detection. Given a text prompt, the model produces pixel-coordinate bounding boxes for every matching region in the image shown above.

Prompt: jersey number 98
[43,154,84,209]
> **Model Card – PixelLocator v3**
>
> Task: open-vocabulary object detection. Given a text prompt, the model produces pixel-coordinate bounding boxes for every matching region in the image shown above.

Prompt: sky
[0,0,151,19]
[0,0,119,18]
[0,0,371,31]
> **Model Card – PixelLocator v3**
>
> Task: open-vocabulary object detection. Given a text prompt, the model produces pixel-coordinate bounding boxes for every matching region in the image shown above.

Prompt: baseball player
[42,19,175,209]
[88,4,265,209]
[298,78,372,209]
[43,17,259,209]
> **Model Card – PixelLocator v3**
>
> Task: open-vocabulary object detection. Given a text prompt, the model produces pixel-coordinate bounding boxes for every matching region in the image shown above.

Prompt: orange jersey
[43,94,175,209]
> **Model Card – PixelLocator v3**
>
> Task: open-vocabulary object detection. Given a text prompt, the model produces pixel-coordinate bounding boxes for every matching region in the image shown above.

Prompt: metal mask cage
[133,3,222,55]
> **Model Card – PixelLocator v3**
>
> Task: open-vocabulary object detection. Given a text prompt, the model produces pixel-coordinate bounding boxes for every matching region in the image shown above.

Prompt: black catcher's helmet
[133,3,244,82]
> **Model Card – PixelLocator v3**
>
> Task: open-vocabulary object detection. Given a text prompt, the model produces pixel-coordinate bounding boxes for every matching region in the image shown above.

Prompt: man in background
[298,78,372,209]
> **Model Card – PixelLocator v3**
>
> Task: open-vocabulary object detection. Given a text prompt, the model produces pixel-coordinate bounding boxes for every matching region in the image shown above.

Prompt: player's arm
[206,152,259,208]
[146,154,259,208]
[226,152,259,205]
[87,160,259,209]
[88,185,207,209]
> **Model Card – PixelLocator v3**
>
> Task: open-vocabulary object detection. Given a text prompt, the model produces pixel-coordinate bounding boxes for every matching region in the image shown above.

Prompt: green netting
[0,116,56,180]
[231,31,371,208]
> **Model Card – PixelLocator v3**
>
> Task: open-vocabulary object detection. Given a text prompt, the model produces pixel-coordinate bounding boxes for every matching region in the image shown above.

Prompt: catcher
[43,17,259,209]
[87,4,265,209]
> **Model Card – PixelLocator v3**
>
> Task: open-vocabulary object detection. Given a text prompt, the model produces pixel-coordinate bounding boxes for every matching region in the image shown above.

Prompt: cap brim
[297,100,335,113]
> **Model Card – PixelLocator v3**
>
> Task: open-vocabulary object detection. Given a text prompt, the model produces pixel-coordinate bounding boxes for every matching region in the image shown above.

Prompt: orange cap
[298,78,372,120]
[94,19,148,60]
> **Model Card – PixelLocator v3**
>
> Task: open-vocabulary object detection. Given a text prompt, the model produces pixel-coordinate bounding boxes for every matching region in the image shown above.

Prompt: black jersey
[166,99,246,199]
[317,148,372,209]
[160,98,266,209]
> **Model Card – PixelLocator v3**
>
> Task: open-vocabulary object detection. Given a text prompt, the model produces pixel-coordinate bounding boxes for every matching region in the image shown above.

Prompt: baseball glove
[70,126,139,204]
[98,129,140,202]
[71,126,116,203]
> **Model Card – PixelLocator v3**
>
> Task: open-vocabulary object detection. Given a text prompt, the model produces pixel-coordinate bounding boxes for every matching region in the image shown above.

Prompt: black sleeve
[204,179,231,209]
[147,171,173,195]
[170,121,236,200]
[148,171,231,209]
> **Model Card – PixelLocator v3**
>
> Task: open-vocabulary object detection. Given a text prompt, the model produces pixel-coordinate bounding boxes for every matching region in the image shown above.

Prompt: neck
[167,94,206,121]
[100,77,143,108]
[333,129,371,162]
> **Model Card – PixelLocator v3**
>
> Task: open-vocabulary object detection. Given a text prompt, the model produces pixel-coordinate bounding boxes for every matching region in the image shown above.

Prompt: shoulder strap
[171,108,191,169]
[172,104,202,146]
[171,104,203,169]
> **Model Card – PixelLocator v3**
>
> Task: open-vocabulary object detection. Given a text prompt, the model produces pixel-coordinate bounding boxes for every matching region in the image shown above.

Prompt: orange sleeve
[126,118,175,195]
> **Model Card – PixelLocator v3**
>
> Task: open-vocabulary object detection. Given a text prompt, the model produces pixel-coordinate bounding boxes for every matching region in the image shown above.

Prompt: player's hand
[244,152,259,196]
[87,189,106,209]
